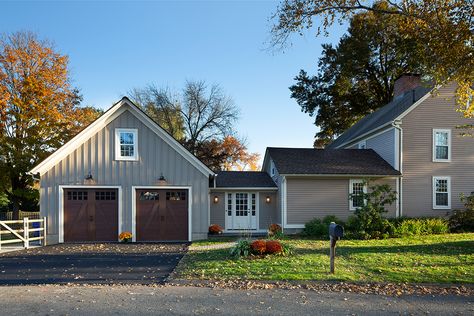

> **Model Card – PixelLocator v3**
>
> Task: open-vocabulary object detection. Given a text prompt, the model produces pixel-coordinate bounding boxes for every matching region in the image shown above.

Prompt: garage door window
[95,191,116,200]
[67,191,88,200]
[140,191,159,200]
[166,191,186,201]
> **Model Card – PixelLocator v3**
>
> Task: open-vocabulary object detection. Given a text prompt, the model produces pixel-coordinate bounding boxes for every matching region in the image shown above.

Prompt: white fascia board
[280,174,401,178]
[30,99,215,177]
[128,104,215,176]
[334,88,434,149]
[30,100,126,175]
[210,187,278,191]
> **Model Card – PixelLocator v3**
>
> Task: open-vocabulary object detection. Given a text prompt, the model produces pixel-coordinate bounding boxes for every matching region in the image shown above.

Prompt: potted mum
[119,231,133,243]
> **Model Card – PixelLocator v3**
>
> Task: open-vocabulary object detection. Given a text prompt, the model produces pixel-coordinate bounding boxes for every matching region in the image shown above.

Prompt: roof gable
[30,97,214,176]
[328,86,432,148]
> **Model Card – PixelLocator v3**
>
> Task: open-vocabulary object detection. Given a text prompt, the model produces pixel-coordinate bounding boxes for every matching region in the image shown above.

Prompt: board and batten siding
[401,84,474,217]
[286,177,397,224]
[40,107,210,244]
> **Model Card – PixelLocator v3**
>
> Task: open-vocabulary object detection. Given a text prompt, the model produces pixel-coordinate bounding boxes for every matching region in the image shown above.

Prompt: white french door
[225,192,257,230]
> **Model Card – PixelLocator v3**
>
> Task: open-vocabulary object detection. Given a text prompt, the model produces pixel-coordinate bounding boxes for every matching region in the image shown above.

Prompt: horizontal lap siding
[41,107,210,244]
[366,129,396,168]
[287,178,350,223]
[259,192,278,230]
[401,84,474,217]
[209,192,225,228]
[286,178,398,225]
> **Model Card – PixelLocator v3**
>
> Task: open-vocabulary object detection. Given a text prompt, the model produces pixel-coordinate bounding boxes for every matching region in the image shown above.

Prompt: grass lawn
[176,233,474,284]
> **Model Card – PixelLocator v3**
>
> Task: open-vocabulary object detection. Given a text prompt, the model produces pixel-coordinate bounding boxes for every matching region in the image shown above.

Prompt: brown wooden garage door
[136,189,188,241]
[64,188,119,242]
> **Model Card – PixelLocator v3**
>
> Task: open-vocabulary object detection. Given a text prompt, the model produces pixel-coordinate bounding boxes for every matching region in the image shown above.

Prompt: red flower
[265,240,283,254]
[251,239,266,254]
[208,224,223,234]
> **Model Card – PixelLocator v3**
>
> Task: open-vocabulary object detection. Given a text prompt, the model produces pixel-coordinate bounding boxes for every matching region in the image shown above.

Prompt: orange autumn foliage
[265,240,283,254]
[0,32,101,218]
[250,239,266,254]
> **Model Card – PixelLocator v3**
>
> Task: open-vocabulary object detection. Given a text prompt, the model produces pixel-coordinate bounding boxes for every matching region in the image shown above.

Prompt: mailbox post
[329,222,344,274]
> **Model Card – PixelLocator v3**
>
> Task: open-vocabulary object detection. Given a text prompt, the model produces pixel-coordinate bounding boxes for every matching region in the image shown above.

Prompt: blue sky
[1,0,346,161]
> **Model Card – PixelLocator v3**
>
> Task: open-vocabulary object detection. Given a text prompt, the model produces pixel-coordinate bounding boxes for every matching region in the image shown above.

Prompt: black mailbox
[329,222,344,239]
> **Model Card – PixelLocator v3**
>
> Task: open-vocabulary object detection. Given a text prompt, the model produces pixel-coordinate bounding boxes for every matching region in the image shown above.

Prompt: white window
[358,141,367,149]
[433,176,451,209]
[349,179,367,210]
[270,160,276,176]
[433,129,451,162]
[115,128,138,161]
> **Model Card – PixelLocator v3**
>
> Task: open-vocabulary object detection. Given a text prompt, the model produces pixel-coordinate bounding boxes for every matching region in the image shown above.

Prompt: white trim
[282,177,289,228]
[432,176,451,209]
[357,140,367,149]
[281,174,400,178]
[210,187,278,191]
[132,185,193,242]
[432,129,452,162]
[394,88,435,121]
[115,128,138,161]
[334,89,433,149]
[349,179,367,211]
[58,185,122,243]
[224,191,258,231]
[284,224,305,229]
[30,98,214,177]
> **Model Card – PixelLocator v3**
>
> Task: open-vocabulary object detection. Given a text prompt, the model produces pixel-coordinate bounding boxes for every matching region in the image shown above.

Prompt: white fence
[0,217,47,250]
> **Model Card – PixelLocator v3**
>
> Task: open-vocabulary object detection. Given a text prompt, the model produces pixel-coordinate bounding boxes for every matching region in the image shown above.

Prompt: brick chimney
[393,74,421,99]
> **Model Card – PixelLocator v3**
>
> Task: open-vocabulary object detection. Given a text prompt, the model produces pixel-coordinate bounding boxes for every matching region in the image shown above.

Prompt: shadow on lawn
[294,240,474,256]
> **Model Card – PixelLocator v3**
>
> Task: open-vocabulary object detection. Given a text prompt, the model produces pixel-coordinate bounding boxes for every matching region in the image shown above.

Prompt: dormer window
[433,129,451,162]
[115,128,138,161]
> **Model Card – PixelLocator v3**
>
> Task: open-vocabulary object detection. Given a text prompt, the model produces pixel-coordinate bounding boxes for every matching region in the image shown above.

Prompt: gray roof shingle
[327,86,431,148]
[267,147,400,176]
[215,171,277,188]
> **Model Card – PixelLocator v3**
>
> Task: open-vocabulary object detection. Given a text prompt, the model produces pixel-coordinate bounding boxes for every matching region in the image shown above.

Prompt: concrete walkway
[0,284,472,315]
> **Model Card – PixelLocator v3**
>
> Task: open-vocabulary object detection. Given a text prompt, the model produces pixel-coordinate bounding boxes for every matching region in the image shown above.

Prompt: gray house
[31,75,474,243]
[31,97,214,244]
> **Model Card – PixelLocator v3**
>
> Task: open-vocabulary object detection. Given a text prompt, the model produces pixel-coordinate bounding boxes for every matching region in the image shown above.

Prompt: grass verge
[175,233,474,284]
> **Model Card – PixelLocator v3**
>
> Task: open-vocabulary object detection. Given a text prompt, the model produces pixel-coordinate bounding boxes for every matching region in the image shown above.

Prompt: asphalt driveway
[0,243,188,285]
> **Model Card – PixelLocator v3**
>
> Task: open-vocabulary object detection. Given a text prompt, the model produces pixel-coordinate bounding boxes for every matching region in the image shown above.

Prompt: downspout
[392,120,403,217]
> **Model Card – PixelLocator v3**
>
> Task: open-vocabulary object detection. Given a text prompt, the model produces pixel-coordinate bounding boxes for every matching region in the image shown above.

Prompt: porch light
[266,196,271,203]
[213,196,219,203]
[85,171,93,181]
[158,173,167,185]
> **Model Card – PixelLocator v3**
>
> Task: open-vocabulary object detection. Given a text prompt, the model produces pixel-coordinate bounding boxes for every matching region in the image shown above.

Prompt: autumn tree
[180,80,239,155]
[193,136,260,171]
[289,2,423,147]
[0,32,101,218]
[272,0,474,116]
[128,85,185,141]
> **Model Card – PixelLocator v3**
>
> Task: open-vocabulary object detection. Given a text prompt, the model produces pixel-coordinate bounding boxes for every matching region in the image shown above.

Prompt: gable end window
[433,129,451,162]
[115,128,138,161]
[358,141,367,149]
[433,176,451,209]
[349,179,367,211]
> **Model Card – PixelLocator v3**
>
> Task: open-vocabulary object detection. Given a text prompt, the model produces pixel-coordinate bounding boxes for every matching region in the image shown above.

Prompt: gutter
[392,120,403,217]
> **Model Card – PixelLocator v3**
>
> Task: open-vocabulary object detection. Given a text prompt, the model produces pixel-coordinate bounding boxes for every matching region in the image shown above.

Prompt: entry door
[226,192,257,230]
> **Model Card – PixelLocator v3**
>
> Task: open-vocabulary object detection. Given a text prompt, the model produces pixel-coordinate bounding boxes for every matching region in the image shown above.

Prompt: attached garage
[134,188,190,242]
[62,187,120,242]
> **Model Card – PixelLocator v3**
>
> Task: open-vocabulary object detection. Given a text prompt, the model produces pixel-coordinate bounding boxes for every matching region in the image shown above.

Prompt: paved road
[0,284,471,315]
[0,243,187,285]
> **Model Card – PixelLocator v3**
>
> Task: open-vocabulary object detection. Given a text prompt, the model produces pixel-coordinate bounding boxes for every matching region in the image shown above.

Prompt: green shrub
[347,180,398,239]
[230,239,252,258]
[302,215,344,238]
[390,218,448,237]
[449,192,474,232]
